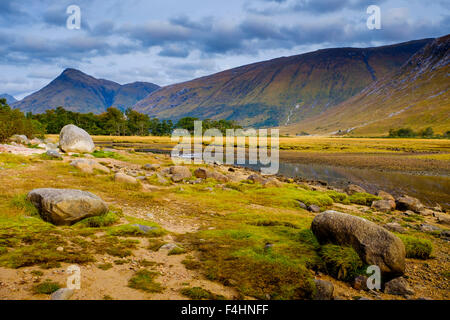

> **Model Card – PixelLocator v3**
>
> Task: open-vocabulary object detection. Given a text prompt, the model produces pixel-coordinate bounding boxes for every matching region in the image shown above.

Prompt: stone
[435,213,450,226]
[418,209,434,216]
[30,138,42,145]
[297,201,307,210]
[313,279,334,300]
[170,166,192,182]
[307,204,321,213]
[45,143,59,151]
[159,243,179,251]
[194,168,229,182]
[27,188,108,225]
[384,277,414,297]
[311,210,405,277]
[115,173,138,184]
[51,288,75,300]
[345,184,366,195]
[383,222,406,234]
[263,177,283,187]
[431,203,443,212]
[371,200,396,212]
[377,190,395,201]
[143,163,160,171]
[419,224,441,233]
[10,134,29,145]
[46,149,62,159]
[70,159,110,174]
[59,124,95,153]
[247,174,268,184]
[396,195,424,213]
[131,224,157,234]
[353,275,369,291]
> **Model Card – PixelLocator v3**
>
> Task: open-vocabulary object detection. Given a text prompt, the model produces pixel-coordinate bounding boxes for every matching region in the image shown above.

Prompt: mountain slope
[0,94,17,104]
[281,34,450,136]
[12,69,160,114]
[133,39,432,127]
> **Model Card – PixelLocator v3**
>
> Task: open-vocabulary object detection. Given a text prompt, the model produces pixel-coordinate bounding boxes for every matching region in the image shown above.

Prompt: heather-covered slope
[133,39,431,127]
[12,69,160,114]
[281,35,450,136]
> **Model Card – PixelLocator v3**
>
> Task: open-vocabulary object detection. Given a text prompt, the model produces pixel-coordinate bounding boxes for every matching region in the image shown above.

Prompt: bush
[32,280,61,294]
[128,270,163,293]
[320,244,366,281]
[397,234,432,259]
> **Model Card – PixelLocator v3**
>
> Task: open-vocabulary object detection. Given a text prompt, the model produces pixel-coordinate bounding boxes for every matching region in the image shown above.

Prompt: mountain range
[281,34,450,136]
[11,69,160,114]
[0,94,17,104]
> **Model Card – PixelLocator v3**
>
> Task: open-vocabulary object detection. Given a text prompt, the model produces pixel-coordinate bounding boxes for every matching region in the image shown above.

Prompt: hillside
[12,69,160,114]
[281,35,450,136]
[133,39,432,127]
[0,94,17,104]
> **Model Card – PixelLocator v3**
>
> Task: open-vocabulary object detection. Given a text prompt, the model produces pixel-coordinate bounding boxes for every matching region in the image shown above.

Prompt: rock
[59,124,95,153]
[194,168,228,182]
[307,204,321,213]
[383,222,406,234]
[51,288,75,300]
[296,201,308,210]
[143,163,160,171]
[115,173,138,184]
[247,174,267,184]
[396,195,424,213]
[30,138,42,145]
[56,246,64,252]
[263,177,283,187]
[170,166,192,182]
[131,224,157,234]
[70,159,110,174]
[403,210,415,216]
[419,224,441,233]
[435,213,450,226]
[313,279,334,300]
[27,188,108,225]
[45,143,59,151]
[159,243,179,251]
[384,277,414,297]
[418,209,434,216]
[431,203,443,212]
[353,275,369,291]
[155,173,168,185]
[377,190,395,201]
[371,200,395,212]
[46,149,62,159]
[311,210,406,277]
[345,184,366,195]
[10,134,29,145]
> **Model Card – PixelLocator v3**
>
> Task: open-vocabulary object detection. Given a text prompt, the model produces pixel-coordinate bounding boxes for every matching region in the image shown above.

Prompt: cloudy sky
[1,0,448,99]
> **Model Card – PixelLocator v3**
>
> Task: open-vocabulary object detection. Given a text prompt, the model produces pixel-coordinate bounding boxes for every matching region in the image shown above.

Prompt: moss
[325,191,349,204]
[168,246,187,255]
[182,257,202,270]
[9,194,39,217]
[148,239,166,251]
[91,150,126,160]
[128,270,163,293]
[320,244,366,282]
[32,280,61,294]
[75,210,121,228]
[0,246,7,255]
[97,263,113,270]
[348,193,381,206]
[180,287,225,300]
[397,234,432,259]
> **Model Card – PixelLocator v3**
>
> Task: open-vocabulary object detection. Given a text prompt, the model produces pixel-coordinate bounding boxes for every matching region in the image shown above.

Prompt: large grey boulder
[59,124,95,153]
[311,210,406,277]
[27,188,108,225]
[396,195,424,213]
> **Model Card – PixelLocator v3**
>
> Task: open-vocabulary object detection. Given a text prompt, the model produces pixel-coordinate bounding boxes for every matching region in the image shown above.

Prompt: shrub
[32,280,61,294]
[128,270,163,293]
[397,234,432,259]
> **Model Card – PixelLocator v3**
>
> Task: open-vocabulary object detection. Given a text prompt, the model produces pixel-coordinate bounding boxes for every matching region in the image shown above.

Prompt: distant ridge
[0,94,17,104]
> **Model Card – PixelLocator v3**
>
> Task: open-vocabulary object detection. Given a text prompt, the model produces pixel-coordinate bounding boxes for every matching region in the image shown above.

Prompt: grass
[74,210,122,228]
[180,287,225,300]
[348,193,381,206]
[128,269,163,293]
[397,234,433,259]
[319,244,366,282]
[168,246,187,255]
[91,150,127,161]
[32,280,61,294]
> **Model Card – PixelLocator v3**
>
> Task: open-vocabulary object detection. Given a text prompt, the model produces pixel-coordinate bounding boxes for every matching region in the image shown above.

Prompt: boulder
[51,288,75,300]
[115,173,138,184]
[263,177,283,187]
[70,159,110,174]
[311,210,406,277]
[307,204,321,213]
[46,149,62,159]
[247,174,267,184]
[313,279,334,300]
[169,166,192,182]
[377,190,395,201]
[194,168,228,182]
[383,222,406,234]
[384,277,414,297]
[59,124,95,153]
[345,184,366,195]
[435,213,450,226]
[371,200,395,212]
[27,188,108,225]
[396,195,424,213]
[418,209,434,216]
[143,163,160,171]
[10,134,29,145]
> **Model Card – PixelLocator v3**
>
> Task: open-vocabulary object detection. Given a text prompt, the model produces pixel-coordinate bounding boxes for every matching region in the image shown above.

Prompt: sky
[0,0,448,99]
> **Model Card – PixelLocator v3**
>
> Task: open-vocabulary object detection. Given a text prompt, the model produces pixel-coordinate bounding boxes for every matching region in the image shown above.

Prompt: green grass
[91,150,126,160]
[168,246,187,255]
[32,280,61,294]
[397,234,433,259]
[128,270,163,293]
[348,193,381,206]
[9,194,39,217]
[180,287,225,300]
[319,244,366,282]
[97,263,113,270]
[74,210,122,228]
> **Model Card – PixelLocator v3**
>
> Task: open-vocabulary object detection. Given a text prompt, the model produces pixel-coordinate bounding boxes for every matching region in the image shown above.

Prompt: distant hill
[12,69,160,114]
[0,94,17,104]
[281,34,450,136]
[133,39,432,127]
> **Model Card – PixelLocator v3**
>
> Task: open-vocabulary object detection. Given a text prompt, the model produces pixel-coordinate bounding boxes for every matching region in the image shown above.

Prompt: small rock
[296,201,307,210]
[131,224,157,234]
[169,166,192,182]
[307,204,321,213]
[420,224,441,233]
[383,222,406,234]
[371,200,396,212]
[56,246,64,252]
[10,134,29,145]
[345,184,366,195]
[70,159,110,174]
[313,279,334,300]
[263,177,283,187]
[435,213,450,226]
[46,149,62,159]
[194,168,228,182]
[377,190,395,201]
[247,174,268,184]
[159,243,179,251]
[384,277,414,297]
[143,163,160,171]
[353,275,369,291]
[115,173,138,184]
[396,195,424,213]
[51,288,75,300]
[419,209,434,216]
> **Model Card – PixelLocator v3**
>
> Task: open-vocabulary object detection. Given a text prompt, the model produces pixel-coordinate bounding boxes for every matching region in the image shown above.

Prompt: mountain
[0,94,17,104]
[280,34,450,136]
[12,69,160,114]
[133,39,432,127]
